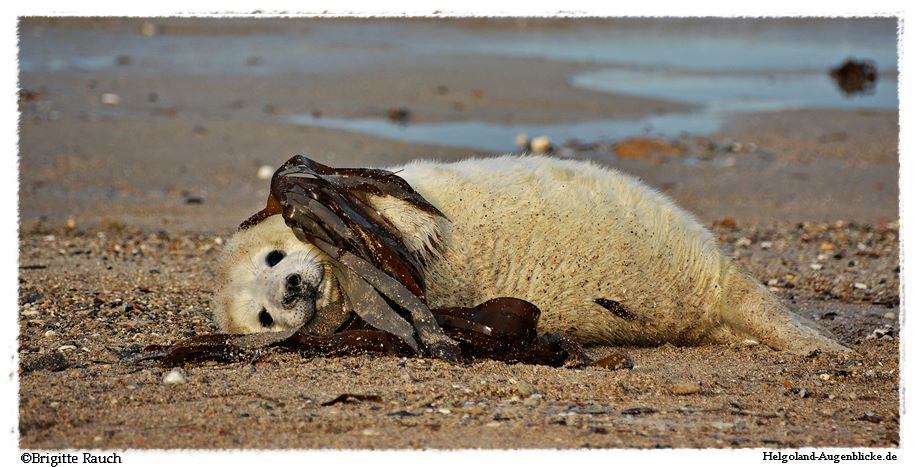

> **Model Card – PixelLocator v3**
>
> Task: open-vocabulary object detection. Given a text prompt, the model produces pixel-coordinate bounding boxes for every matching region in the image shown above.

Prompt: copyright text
[21,452,122,467]
[762,451,897,463]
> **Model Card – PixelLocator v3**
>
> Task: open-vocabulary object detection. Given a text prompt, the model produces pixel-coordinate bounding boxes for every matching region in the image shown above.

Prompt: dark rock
[829,59,878,96]
[621,407,657,416]
[22,292,44,304]
[386,107,411,124]
[23,352,70,373]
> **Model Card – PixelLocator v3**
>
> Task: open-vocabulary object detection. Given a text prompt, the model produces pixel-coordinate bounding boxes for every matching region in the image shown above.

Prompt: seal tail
[718,268,850,355]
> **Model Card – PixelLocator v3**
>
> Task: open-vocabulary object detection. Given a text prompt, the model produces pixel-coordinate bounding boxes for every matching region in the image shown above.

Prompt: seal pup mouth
[260,255,325,331]
[281,273,312,307]
[262,289,316,331]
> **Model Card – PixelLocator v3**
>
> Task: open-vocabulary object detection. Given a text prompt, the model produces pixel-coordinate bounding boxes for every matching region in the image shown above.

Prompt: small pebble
[710,421,734,430]
[853,282,867,290]
[100,93,120,106]
[669,382,700,396]
[523,395,542,407]
[257,165,274,180]
[884,312,896,320]
[458,405,482,416]
[514,380,536,397]
[57,345,77,352]
[23,352,70,372]
[361,428,378,436]
[141,22,158,37]
[718,217,737,228]
[386,107,410,123]
[760,241,773,249]
[163,368,187,385]
[530,136,553,154]
[866,325,894,340]
[515,133,530,148]
[819,373,832,381]
[809,263,823,271]
[591,351,634,370]
[735,237,751,247]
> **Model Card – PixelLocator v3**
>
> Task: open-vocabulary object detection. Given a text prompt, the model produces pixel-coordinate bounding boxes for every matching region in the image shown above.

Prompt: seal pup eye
[258,308,274,327]
[265,250,285,267]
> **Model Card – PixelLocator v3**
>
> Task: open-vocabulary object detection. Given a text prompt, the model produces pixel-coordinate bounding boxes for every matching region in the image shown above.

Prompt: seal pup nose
[286,273,302,289]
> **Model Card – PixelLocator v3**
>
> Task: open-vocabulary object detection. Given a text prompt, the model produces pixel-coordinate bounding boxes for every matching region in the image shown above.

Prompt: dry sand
[17,18,900,450]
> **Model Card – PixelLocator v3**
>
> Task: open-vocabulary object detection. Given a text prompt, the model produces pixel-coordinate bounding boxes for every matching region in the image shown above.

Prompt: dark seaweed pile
[145,297,599,367]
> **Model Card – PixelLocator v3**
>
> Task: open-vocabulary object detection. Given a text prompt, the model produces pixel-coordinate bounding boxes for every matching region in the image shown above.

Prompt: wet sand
[17,18,900,449]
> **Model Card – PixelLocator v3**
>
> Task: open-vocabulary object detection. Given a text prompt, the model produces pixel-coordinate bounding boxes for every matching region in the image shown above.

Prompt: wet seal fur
[214,155,847,356]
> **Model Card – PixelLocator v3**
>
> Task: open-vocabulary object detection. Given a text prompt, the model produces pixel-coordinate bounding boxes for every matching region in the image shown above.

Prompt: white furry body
[216,155,844,354]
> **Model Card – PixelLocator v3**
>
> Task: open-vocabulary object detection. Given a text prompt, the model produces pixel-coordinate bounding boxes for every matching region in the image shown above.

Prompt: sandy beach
[17,17,900,449]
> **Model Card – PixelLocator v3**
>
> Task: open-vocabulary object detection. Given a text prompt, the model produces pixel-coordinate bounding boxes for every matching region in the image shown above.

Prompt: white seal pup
[214,155,846,355]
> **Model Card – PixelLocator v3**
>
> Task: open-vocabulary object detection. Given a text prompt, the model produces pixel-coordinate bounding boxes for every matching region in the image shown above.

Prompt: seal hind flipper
[719,269,851,355]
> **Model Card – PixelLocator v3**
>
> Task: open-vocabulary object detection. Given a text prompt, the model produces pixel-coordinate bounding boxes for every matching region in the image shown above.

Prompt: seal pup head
[212,155,452,358]
[213,214,346,334]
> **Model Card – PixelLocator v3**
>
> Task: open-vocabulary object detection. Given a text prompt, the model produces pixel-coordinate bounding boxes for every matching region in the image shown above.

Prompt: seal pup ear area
[238,185,284,231]
[289,155,446,218]
[278,170,427,296]
[272,155,433,295]
[263,155,459,361]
